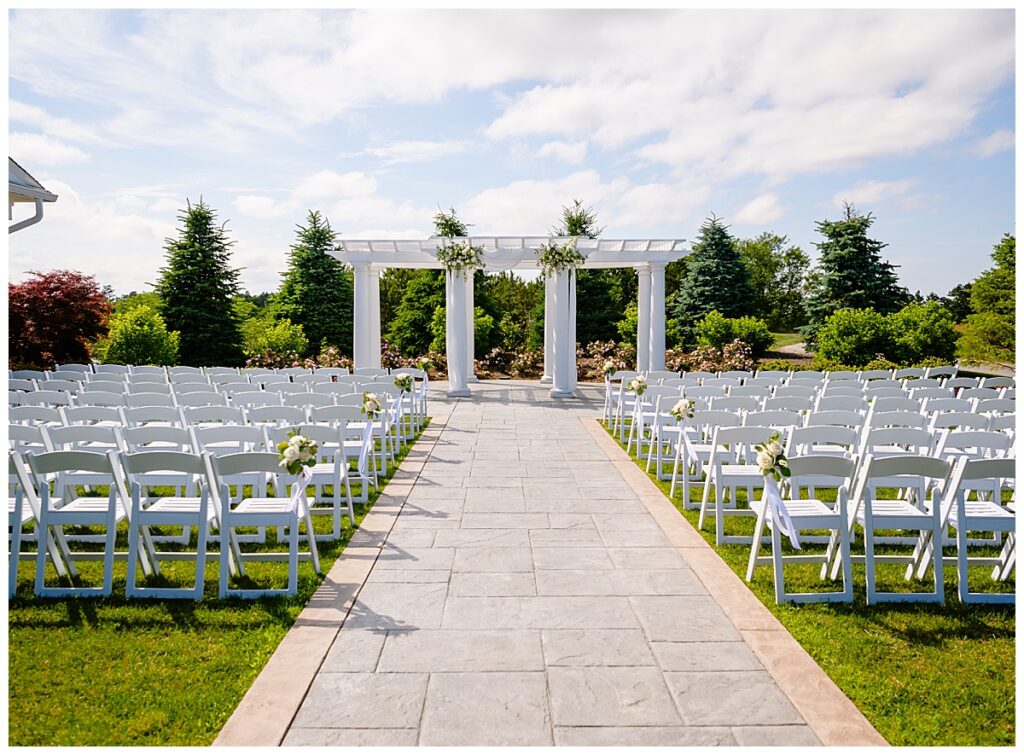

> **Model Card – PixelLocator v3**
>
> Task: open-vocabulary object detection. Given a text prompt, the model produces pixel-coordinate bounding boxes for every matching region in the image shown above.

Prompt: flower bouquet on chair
[601,360,617,380]
[393,373,413,393]
[755,432,800,549]
[362,391,383,420]
[628,376,647,396]
[277,433,318,475]
[669,398,694,422]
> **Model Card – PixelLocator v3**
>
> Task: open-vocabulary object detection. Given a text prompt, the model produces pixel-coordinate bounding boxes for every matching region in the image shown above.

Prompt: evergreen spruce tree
[155,199,244,366]
[958,233,1015,367]
[802,203,909,347]
[672,215,754,345]
[275,210,354,354]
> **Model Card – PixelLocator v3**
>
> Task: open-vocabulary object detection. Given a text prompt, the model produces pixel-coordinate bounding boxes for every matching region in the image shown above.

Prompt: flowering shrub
[665,339,756,373]
[509,350,544,378]
[577,340,635,381]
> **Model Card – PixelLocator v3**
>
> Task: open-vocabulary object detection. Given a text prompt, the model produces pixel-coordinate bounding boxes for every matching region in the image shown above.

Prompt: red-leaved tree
[9,270,112,370]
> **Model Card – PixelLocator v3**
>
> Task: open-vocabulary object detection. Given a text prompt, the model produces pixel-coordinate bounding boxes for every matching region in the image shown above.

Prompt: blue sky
[8,8,1015,297]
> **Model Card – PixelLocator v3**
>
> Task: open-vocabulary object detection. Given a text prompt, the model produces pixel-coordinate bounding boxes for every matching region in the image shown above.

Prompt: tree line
[8,198,1015,372]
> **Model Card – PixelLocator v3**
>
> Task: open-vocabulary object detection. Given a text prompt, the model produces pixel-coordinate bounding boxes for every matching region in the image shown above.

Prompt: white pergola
[333,237,689,398]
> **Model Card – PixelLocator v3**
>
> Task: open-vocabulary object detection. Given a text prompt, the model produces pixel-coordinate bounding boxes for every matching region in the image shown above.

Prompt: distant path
[774,342,810,357]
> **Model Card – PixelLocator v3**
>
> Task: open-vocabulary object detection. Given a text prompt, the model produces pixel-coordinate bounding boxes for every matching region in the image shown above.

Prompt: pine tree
[386,270,445,356]
[155,199,244,366]
[274,210,353,354]
[958,233,1015,367]
[802,203,908,347]
[672,215,755,344]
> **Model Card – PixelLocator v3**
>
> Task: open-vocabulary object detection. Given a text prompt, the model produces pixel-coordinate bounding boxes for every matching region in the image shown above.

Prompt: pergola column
[368,267,382,369]
[648,262,666,372]
[550,269,575,398]
[445,270,471,397]
[541,275,554,384]
[568,269,578,392]
[352,262,372,368]
[465,272,477,382]
[636,263,652,374]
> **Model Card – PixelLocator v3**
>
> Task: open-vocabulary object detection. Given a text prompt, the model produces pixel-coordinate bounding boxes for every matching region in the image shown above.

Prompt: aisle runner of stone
[284,384,819,746]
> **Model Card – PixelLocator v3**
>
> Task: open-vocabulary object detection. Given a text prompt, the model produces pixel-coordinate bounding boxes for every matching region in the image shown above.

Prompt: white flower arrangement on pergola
[436,240,484,273]
[538,236,586,277]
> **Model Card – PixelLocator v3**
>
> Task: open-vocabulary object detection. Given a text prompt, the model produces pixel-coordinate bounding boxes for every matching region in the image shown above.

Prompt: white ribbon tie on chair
[679,422,699,466]
[290,465,314,514]
[762,476,801,550]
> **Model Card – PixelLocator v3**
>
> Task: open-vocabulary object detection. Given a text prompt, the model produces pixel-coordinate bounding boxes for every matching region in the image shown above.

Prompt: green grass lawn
[8,424,427,746]
[607,426,1015,746]
[771,331,805,349]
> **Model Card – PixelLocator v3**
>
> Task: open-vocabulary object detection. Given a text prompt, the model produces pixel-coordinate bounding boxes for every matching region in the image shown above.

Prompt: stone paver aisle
[283,383,820,746]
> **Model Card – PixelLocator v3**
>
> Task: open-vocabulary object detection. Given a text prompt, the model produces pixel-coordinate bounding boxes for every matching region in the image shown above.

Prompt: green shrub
[814,308,893,367]
[240,317,308,358]
[755,358,811,372]
[888,301,957,364]
[102,305,179,366]
[864,357,900,371]
[695,310,774,357]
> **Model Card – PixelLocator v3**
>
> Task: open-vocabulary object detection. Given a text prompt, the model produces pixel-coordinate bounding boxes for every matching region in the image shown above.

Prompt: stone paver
[268,382,877,746]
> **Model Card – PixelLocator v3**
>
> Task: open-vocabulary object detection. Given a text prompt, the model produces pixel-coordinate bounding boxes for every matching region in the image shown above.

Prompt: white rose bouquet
[277,433,318,475]
[669,398,694,422]
[754,432,790,483]
[628,376,647,396]
[362,391,383,419]
[394,372,413,393]
[601,360,618,379]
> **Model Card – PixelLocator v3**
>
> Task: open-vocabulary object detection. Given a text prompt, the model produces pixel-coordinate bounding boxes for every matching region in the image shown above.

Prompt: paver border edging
[213,406,456,747]
[583,416,888,747]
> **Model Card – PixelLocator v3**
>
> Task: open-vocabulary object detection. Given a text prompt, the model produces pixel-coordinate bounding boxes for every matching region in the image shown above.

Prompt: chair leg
[194,515,208,602]
[956,517,970,603]
[771,522,786,604]
[839,522,854,603]
[863,509,877,606]
[745,507,767,582]
[126,520,140,597]
[287,516,299,596]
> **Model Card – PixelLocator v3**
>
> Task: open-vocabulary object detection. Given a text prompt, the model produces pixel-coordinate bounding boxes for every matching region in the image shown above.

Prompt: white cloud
[831,179,918,209]
[7,179,175,291]
[971,128,1014,158]
[10,9,1012,173]
[293,170,377,200]
[733,193,785,226]
[537,140,588,165]
[9,132,89,165]
[234,195,291,219]
[361,140,473,165]
[462,170,707,236]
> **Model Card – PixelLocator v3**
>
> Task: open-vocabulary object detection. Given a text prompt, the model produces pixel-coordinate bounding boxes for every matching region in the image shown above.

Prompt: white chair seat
[857,498,930,528]
[233,498,298,516]
[949,500,1015,527]
[8,498,33,525]
[141,496,217,520]
[57,496,127,518]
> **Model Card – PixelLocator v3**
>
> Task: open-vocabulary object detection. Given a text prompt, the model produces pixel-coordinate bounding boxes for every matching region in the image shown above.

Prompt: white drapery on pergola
[332,237,689,398]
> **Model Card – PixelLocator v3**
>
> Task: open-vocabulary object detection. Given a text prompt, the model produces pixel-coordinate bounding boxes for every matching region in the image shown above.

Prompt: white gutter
[9,198,45,234]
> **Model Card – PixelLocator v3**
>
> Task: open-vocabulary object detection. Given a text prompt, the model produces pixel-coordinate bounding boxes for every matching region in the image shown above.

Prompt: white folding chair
[9,424,55,454]
[125,392,177,408]
[839,454,950,604]
[938,457,1015,603]
[669,409,735,508]
[700,426,779,545]
[786,425,858,459]
[871,397,923,414]
[308,405,379,502]
[268,423,356,537]
[123,451,217,600]
[55,363,93,374]
[815,395,867,413]
[804,410,862,429]
[763,396,814,414]
[207,452,320,599]
[29,449,149,596]
[745,455,856,604]
[743,410,801,432]
[860,369,894,381]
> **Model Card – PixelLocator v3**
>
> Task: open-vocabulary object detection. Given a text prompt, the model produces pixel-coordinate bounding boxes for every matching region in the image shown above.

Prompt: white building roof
[9,157,58,203]
[334,236,689,270]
